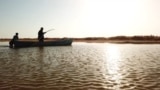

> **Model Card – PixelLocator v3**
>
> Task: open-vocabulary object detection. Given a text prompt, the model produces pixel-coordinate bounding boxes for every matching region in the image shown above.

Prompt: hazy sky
[0,0,160,38]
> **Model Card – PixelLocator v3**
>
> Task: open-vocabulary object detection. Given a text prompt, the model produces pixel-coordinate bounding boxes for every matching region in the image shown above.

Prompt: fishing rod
[45,29,55,33]
[38,28,55,42]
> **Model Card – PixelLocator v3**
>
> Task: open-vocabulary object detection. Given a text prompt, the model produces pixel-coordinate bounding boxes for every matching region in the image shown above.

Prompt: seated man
[9,33,19,48]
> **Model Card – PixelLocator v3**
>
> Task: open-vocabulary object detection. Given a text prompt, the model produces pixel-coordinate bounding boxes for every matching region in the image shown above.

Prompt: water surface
[0,42,160,90]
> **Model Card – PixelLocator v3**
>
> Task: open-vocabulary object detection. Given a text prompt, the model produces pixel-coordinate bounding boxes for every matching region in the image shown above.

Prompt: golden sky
[0,0,160,38]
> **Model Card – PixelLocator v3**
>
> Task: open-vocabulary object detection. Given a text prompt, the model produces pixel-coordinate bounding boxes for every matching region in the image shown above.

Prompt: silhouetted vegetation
[108,35,160,41]
[1,35,160,44]
[72,35,160,41]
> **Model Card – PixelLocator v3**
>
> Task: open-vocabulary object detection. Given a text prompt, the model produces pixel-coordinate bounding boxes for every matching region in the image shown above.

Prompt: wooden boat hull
[13,39,72,48]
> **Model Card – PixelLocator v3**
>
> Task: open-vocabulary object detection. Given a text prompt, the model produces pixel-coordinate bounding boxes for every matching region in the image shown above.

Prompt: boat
[10,39,72,48]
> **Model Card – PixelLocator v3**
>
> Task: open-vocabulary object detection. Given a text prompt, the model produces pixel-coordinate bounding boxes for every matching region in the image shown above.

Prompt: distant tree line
[1,35,160,41]
[72,35,160,41]
[108,35,160,40]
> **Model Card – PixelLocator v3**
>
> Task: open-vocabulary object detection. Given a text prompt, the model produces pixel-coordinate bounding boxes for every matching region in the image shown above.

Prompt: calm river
[0,42,160,90]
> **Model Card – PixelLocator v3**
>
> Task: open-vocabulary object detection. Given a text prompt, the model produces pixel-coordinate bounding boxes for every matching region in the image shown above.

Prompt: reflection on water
[106,45,120,75]
[105,45,122,90]
[0,42,160,90]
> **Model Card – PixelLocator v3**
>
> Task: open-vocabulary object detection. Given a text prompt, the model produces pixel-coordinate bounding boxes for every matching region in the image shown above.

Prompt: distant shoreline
[1,37,160,44]
[74,40,160,44]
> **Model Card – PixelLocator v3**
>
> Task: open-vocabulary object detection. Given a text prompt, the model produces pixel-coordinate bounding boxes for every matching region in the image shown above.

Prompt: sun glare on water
[106,45,120,74]
[105,44,122,89]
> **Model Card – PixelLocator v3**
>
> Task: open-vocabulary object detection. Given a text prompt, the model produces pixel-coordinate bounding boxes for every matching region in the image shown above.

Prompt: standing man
[38,27,46,42]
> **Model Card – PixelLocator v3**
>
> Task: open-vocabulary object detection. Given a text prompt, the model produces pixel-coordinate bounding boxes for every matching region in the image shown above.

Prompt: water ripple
[0,43,160,89]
